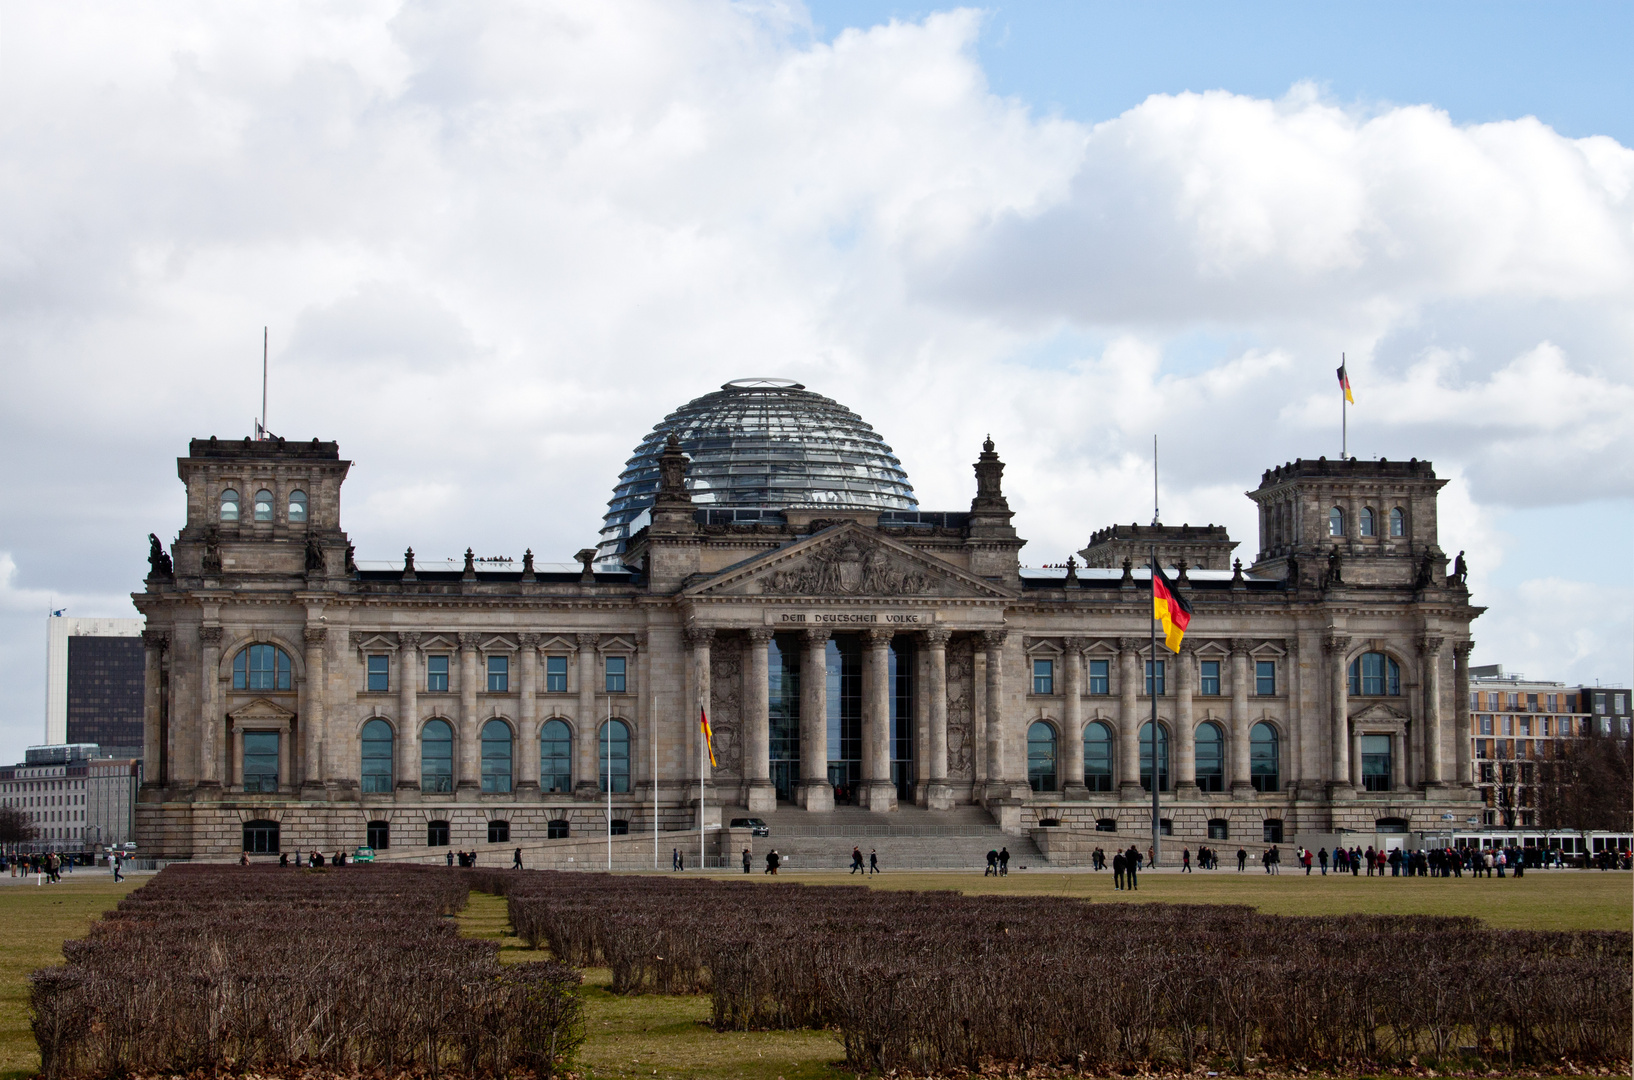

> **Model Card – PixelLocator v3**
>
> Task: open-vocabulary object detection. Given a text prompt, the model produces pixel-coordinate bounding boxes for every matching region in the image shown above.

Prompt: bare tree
[1536,726,1633,847]
[0,807,39,845]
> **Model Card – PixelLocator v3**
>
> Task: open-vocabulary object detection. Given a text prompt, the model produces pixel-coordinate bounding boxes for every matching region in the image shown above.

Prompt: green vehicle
[352,846,376,863]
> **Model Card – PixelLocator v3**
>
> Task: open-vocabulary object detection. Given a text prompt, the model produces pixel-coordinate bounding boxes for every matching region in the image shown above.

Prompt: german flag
[1151,562,1193,653]
[700,707,717,769]
[1337,361,1354,404]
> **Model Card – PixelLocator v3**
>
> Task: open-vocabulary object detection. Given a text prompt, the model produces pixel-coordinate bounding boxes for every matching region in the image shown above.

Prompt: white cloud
[0,2,1629,758]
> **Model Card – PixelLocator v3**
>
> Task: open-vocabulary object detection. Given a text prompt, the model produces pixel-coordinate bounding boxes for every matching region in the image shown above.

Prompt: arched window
[481,719,513,793]
[1083,721,1114,792]
[233,644,292,691]
[254,489,274,522]
[1139,721,1169,792]
[487,820,510,843]
[288,490,308,523]
[540,719,572,793]
[1250,722,1279,792]
[1359,507,1375,537]
[1348,652,1401,696]
[360,718,393,794]
[1328,507,1344,537]
[1027,721,1057,792]
[220,488,240,522]
[1195,721,1224,791]
[599,719,631,794]
[242,819,279,853]
[1389,507,1405,537]
[421,719,454,793]
[366,820,390,849]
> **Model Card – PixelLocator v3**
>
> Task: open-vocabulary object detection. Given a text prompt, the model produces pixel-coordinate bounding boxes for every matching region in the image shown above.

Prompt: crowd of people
[2,851,73,880]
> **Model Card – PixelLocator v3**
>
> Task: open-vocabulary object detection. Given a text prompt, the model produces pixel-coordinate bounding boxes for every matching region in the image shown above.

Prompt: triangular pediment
[682,524,1012,600]
[228,697,296,724]
[1351,702,1408,722]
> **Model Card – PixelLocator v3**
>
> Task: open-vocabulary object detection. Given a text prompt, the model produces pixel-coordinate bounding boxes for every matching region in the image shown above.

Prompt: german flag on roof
[1151,562,1193,653]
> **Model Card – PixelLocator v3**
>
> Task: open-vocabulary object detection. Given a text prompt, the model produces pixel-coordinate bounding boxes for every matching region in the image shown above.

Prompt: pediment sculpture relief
[763,538,934,597]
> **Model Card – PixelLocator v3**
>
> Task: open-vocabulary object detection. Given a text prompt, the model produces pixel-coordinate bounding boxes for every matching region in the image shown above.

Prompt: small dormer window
[1359,507,1375,536]
[1328,507,1344,537]
[220,489,240,522]
[288,490,307,522]
[254,489,274,522]
[1389,507,1405,537]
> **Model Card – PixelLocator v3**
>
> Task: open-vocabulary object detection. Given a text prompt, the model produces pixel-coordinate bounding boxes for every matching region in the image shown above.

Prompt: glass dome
[598,378,917,563]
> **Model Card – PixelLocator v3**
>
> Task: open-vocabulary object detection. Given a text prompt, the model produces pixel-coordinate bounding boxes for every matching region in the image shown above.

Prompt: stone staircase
[723,803,1045,871]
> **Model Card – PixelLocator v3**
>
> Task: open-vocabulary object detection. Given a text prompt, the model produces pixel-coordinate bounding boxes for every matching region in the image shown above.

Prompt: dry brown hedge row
[476,869,1631,1074]
[30,865,583,1080]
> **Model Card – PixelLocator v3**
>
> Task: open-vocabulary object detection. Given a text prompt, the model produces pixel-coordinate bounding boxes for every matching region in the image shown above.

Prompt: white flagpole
[606,697,613,871]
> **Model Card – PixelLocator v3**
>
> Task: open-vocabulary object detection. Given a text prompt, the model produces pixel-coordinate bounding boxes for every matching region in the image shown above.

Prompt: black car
[730,817,770,837]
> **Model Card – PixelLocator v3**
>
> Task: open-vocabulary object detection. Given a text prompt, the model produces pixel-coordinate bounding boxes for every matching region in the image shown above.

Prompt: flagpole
[606,697,613,872]
[699,708,706,872]
[1341,352,1347,459]
[653,692,659,872]
[1150,440,1161,871]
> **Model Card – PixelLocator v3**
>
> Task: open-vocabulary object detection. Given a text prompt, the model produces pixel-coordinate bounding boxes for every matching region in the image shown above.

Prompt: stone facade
[135,436,1481,859]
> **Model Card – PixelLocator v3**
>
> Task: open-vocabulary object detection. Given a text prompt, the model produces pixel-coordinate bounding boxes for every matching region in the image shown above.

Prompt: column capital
[922,627,952,647]
[1322,632,1350,655]
[801,627,831,649]
[684,625,715,648]
[1229,637,1252,658]
[304,626,328,646]
[197,625,224,647]
[1418,633,1445,656]
[576,631,601,650]
[1060,636,1087,656]
[141,628,169,651]
[980,628,1008,650]
[864,627,895,648]
[456,631,480,651]
[1453,639,1475,660]
[516,632,541,649]
[745,626,775,644]
[1118,636,1142,655]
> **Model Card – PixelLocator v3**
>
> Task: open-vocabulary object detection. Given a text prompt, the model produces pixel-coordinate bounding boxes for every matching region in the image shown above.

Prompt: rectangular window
[1508,692,1519,709]
[1469,691,1478,711]
[1546,694,1557,712]
[1032,658,1054,695]
[1502,716,1513,736]
[1199,660,1220,696]
[605,655,627,694]
[1519,717,1531,736]
[1479,715,1493,735]
[1616,693,1627,714]
[1360,733,1392,791]
[366,655,389,692]
[487,655,509,692]
[242,731,279,793]
[1087,659,1109,695]
[1527,694,1539,711]
[545,655,568,693]
[1255,660,1276,696]
[426,655,449,692]
[1145,660,1165,697]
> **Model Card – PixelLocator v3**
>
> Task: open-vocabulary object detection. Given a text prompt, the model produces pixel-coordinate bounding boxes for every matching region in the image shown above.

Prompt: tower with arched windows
[134,387,1481,861]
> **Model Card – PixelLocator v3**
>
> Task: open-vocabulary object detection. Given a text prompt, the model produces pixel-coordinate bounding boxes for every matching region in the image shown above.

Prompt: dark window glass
[1032,659,1054,695]
[610,819,629,835]
[1360,507,1375,537]
[366,820,390,849]
[1159,819,1173,836]
[1087,659,1109,695]
[481,719,513,793]
[1389,507,1405,537]
[1208,818,1229,841]
[487,820,510,844]
[547,819,569,839]
[545,656,568,692]
[242,819,279,853]
[605,655,626,694]
[1083,721,1114,791]
[1145,659,1165,697]
[768,634,801,803]
[1328,507,1344,536]
[1195,722,1224,792]
[825,637,862,803]
[1361,734,1392,791]
[599,719,630,793]
[1199,660,1220,696]
[1255,660,1276,696]
[889,639,915,803]
[421,719,454,793]
[236,644,291,691]
[540,719,572,793]
[427,819,450,846]
[427,655,449,692]
[487,655,509,693]
[360,718,393,794]
[1095,817,1117,832]
[367,655,389,692]
[1250,722,1279,792]
[1140,722,1168,792]
[242,731,279,793]
[1027,721,1057,792]
[1348,653,1399,696]
[1263,819,1283,844]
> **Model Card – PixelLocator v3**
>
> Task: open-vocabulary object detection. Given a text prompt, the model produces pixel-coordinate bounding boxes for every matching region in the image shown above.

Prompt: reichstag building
[134,378,1481,859]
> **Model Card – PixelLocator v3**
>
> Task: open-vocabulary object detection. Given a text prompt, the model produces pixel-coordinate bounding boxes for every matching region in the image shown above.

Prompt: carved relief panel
[945,637,975,780]
[709,638,744,777]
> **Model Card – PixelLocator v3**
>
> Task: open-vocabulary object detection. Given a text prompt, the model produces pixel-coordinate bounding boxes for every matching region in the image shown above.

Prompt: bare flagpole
[653,692,659,871]
[606,696,613,871]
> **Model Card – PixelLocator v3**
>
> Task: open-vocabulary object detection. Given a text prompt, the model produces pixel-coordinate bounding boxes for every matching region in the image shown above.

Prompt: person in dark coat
[985,849,999,876]
[513,847,523,870]
[1112,850,1126,890]
[850,846,864,874]
[869,849,880,875]
[765,849,780,875]
[998,848,1010,876]
[742,848,752,874]
[1124,846,1140,890]
[1237,847,1247,872]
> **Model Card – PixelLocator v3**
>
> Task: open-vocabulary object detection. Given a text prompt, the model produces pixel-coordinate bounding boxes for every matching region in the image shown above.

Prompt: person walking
[1093,846,1105,871]
[742,847,752,874]
[985,849,999,876]
[998,847,1010,876]
[1301,848,1313,875]
[1112,849,1126,890]
[765,849,780,875]
[111,851,124,883]
[868,849,880,875]
[850,846,864,874]
[1146,845,1155,871]
[512,847,523,870]
[1181,847,1192,873]
[672,847,683,872]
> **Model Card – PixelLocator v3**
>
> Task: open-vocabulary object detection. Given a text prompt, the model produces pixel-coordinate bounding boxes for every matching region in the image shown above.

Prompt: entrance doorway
[770,634,801,802]
[827,636,862,804]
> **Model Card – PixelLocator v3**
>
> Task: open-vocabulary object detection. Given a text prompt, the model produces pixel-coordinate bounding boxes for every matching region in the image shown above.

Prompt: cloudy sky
[1,1,1629,761]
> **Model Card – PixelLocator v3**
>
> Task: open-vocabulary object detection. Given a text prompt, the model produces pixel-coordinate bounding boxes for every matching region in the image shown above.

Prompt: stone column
[1173,645,1198,797]
[397,632,421,793]
[141,630,168,789]
[1419,634,1444,787]
[923,628,953,810]
[1391,728,1407,793]
[457,632,481,794]
[197,625,223,788]
[1454,640,1475,787]
[1324,632,1352,798]
[744,628,775,812]
[302,625,328,796]
[1229,639,1253,796]
[982,629,1009,797]
[861,628,897,812]
[798,628,833,812]
[516,633,541,795]
[684,627,713,786]
[1118,638,1142,800]
[1060,639,1086,797]
[575,633,601,796]
[1351,728,1363,790]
